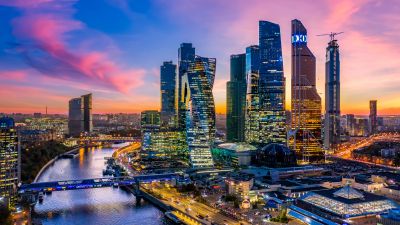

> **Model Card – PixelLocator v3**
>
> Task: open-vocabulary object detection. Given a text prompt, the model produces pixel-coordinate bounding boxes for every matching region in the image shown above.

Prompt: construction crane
[317,32,344,41]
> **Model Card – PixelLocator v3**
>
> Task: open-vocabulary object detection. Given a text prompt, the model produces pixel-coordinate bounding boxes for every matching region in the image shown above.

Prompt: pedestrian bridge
[19,173,181,194]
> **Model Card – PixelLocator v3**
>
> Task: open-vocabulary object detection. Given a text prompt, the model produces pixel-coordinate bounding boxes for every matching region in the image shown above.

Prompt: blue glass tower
[182,56,216,168]
[160,61,177,125]
[258,20,286,144]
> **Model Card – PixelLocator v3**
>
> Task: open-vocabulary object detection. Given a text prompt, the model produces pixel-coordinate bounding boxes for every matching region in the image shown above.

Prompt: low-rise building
[289,186,399,225]
[211,142,256,166]
[225,173,254,200]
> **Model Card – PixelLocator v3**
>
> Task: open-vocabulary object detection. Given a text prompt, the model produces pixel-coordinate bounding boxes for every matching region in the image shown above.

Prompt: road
[334,132,400,159]
[142,183,249,225]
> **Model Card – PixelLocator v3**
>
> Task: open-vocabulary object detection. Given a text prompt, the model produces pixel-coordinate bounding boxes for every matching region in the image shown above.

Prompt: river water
[34,147,167,225]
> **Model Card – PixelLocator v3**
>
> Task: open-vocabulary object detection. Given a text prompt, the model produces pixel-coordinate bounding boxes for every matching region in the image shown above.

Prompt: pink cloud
[4,0,145,94]
[0,70,29,81]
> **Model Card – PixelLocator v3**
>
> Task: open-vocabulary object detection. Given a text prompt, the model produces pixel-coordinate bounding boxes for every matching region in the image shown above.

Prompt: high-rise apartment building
[324,38,341,149]
[369,100,377,134]
[176,43,195,129]
[0,117,19,208]
[181,56,216,168]
[68,93,92,136]
[227,54,246,142]
[289,19,324,164]
[160,61,177,126]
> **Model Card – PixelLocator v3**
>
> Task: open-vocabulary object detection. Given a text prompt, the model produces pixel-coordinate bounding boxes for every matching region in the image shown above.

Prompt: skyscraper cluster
[149,43,216,168]
[228,21,286,145]
[227,19,340,164]
[68,93,93,137]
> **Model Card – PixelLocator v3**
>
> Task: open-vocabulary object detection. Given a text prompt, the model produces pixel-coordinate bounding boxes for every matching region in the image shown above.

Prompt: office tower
[0,117,19,208]
[160,61,177,126]
[245,45,260,143]
[68,97,82,137]
[181,56,216,168]
[68,93,92,136]
[369,100,377,134]
[140,110,161,132]
[81,94,93,133]
[141,130,187,160]
[176,43,195,129]
[290,19,324,164]
[227,53,246,142]
[324,38,341,149]
[258,20,286,144]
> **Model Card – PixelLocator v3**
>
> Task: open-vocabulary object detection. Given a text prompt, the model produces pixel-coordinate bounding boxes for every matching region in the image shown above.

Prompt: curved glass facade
[182,56,216,168]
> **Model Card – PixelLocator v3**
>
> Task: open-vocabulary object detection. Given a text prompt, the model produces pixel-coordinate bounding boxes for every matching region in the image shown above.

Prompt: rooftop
[217,142,257,152]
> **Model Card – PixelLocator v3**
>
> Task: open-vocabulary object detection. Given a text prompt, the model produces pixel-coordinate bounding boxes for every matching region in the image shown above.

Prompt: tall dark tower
[227,54,246,142]
[289,19,324,164]
[160,61,177,126]
[369,100,377,134]
[324,39,341,149]
[176,43,195,129]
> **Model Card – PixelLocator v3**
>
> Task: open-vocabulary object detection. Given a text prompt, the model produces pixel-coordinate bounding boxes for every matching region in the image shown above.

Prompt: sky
[0,0,399,115]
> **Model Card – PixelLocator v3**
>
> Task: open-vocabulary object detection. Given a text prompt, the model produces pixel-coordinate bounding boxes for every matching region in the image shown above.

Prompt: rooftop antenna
[316,32,344,41]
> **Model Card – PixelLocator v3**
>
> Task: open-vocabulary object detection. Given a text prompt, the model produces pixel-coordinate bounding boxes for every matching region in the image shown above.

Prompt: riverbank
[33,147,80,183]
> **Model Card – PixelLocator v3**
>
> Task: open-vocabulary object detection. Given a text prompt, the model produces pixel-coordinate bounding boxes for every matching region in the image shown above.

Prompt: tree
[0,205,13,225]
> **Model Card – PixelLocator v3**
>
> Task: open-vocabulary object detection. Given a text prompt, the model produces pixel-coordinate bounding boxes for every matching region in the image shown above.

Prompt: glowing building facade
[290,19,324,163]
[141,129,188,160]
[245,45,260,143]
[324,39,341,149]
[227,53,246,142]
[0,117,19,208]
[181,56,216,168]
[258,20,286,144]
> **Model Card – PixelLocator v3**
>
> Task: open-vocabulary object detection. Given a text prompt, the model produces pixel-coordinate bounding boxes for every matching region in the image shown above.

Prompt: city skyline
[0,0,400,115]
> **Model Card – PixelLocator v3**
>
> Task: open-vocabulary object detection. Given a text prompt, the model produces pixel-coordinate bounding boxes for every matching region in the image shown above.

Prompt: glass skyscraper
[181,56,216,168]
[176,43,195,129]
[245,45,260,143]
[0,117,19,208]
[68,93,92,136]
[258,20,286,144]
[324,39,341,149]
[245,20,286,145]
[290,19,324,164]
[160,61,177,126]
[227,53,246,142]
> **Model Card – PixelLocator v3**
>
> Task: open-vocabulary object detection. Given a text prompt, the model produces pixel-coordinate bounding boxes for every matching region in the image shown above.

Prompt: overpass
[19,173,181,194]
[78,136,139,143]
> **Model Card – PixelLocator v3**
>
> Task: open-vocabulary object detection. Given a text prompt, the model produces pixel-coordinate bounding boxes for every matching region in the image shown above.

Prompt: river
[33,146,167,225]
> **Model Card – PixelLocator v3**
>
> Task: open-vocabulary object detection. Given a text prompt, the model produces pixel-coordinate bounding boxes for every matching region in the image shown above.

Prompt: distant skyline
[0,0,399,115]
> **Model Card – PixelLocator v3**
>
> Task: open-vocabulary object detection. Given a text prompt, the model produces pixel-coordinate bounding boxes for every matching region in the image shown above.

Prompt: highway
[334,132,400,159]
[142,183,249,225]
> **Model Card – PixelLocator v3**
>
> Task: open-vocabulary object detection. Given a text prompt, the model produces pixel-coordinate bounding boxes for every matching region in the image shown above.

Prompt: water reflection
[34,147,166,225]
